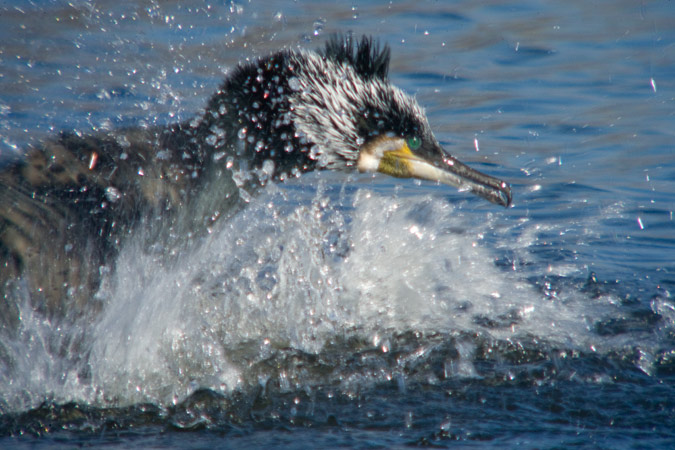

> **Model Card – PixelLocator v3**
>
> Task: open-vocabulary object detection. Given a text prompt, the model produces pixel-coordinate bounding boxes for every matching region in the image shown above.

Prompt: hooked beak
[357,136,512,207]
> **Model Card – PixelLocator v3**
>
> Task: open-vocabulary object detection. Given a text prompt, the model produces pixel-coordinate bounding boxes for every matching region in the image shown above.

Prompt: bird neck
[183,51,322,183]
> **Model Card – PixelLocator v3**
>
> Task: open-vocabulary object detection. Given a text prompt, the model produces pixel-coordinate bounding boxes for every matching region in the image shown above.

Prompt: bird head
[205,35,511,207]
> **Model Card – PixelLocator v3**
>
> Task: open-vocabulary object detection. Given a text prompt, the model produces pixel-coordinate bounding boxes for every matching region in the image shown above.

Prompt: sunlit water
[1,0,674,448]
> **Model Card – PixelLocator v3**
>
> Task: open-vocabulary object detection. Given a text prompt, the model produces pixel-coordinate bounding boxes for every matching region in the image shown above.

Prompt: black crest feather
[322,34,390,80]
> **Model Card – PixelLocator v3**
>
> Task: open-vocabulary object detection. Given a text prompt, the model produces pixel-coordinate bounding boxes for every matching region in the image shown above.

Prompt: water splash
[0,176,666,412]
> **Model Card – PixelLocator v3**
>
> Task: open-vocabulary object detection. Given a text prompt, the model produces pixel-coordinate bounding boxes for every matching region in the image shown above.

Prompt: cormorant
[0,35,511,327]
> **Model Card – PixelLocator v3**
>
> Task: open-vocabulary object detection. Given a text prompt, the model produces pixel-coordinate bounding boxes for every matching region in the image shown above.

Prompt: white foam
[0,178,652,410]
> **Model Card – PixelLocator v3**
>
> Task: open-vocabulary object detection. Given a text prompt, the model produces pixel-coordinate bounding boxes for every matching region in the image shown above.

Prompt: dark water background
[1,0,674,448]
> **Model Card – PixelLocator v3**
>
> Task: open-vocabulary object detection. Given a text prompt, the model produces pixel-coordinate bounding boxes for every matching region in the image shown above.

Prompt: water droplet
[230,2,244,14]
[262,159,275,176]
[88,152,98,170]
[210,125,226,139]
[288,77,301,91]
[115,135,131,148]
[440,419,451,432]
[105,186,121,202]
[156,150,170,160]
[404,411,413,428]
[313,18,326,36]
[205,134,218,146]
[237,127,247,140]
[189,117,201,128]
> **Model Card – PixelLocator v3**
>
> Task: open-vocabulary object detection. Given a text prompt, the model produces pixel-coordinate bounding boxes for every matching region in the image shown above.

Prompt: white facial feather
[287,49,428,170]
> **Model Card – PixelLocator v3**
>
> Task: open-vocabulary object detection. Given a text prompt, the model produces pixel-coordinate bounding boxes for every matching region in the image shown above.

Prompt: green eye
[406,136,422,151]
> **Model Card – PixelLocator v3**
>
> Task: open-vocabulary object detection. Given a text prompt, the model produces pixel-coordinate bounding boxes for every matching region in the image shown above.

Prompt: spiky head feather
[199,35,436,176]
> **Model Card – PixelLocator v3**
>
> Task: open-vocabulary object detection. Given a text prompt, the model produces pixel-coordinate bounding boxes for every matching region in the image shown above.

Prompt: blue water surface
[1,0,674,448]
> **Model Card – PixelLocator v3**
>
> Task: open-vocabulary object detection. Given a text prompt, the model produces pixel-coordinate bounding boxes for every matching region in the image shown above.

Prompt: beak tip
[501,183,512,208]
